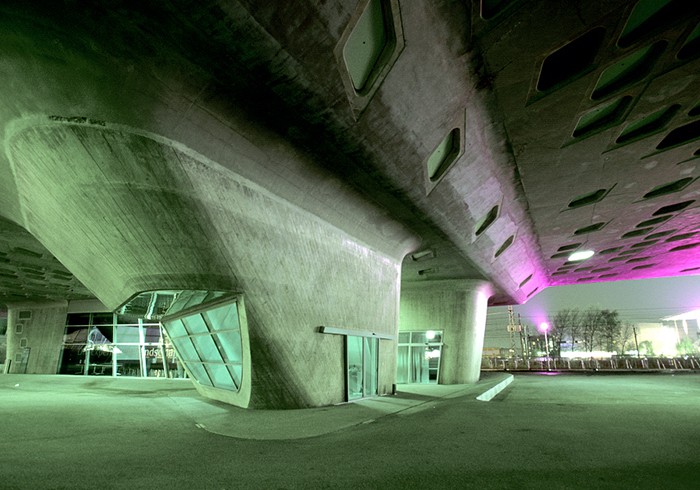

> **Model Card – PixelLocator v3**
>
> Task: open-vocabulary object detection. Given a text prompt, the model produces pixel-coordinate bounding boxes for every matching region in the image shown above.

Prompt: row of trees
[545,307,635,356]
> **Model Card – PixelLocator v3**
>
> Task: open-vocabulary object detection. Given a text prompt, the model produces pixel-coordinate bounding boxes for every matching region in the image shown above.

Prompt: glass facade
[396,330,443,384]
[59,312,185,378]
[161,292,243,392]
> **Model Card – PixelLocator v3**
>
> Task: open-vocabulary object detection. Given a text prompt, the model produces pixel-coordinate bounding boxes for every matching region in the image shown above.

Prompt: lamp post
[540,322,550,370]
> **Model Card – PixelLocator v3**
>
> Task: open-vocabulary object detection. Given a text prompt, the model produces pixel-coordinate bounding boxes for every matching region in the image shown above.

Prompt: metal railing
[481,356,700,372]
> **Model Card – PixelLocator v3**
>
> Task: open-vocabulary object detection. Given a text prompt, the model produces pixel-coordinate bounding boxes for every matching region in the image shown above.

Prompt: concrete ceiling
[0,0,699,309]
[0,216,94,304]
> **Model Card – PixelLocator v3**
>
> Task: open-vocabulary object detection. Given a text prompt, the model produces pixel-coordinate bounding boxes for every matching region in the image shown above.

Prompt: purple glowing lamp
[540,322,550,367]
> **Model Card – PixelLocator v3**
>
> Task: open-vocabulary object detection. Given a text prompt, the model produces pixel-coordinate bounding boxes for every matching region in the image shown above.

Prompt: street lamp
[540,322,550,370]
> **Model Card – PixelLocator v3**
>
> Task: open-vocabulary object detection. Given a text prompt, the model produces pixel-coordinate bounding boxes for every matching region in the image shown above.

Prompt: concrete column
[400,279,493,384]
[6,301,68,374]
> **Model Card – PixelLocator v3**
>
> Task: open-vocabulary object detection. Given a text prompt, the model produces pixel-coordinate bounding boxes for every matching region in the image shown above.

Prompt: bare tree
[617,322,635,354]
[551,308,582,353]
[581,308,603,352]
[598,309,621,352]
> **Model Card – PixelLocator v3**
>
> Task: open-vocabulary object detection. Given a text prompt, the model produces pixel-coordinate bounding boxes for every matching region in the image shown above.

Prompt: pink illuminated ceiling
[476,0,700,291]
[1,1,700,308]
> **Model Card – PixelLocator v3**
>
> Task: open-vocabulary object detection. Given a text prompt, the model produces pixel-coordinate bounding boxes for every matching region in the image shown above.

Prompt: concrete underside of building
[1,1,699,408]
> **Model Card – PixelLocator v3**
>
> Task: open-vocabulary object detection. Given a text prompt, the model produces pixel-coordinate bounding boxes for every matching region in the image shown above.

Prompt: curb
[476,374,514,401]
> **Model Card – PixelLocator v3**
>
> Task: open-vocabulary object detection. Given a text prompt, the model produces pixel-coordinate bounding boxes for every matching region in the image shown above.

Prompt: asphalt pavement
[1,371,698,489]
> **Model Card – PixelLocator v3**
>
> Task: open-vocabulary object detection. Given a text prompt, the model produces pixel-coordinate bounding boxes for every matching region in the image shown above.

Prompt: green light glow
[343,0,387,92]
[427,129,459,181]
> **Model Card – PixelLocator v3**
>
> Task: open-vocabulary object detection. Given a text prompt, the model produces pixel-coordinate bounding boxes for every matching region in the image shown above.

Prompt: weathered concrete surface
[0,0,699,310]
[0,0,699,407]
[400,279,493,384]
[0,1,538,309]
[1,372,698,488]
[5,302,67,374]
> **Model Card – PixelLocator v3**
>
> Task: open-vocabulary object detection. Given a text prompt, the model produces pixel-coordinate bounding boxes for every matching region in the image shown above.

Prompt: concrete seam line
[476,374,514,402]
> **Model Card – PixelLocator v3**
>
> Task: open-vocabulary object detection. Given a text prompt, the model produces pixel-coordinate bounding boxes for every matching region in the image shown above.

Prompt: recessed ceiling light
[568,250,595,261]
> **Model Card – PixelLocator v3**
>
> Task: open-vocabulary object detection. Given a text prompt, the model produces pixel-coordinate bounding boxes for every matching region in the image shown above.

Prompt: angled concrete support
[4,118,418,408]
[400,279,493,384]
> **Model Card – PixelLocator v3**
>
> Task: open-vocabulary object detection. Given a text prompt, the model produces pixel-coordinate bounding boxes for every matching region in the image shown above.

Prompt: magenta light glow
[539,322,550,332]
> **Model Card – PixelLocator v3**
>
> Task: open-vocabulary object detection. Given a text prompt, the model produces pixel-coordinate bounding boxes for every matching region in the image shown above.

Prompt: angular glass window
[636,215,672,227]
[622,228,653,238]
[592,41,666,100]
[537,27,606,92]
[480,0,515,20]
[652,200,695,215]
[568,189,609,209]
[616,104,679,145]
[557,243,582,252]
[495,235,515,258]
[428,128,461,182]
[573,96,632,139]
[573,222,607,235]
[162,292,243,393]
[679,22,700,60]
[475,205,499,236]
[618,0,699,48]
[519,274,533,288]
[343,0,395,94]
[657,120,700,150]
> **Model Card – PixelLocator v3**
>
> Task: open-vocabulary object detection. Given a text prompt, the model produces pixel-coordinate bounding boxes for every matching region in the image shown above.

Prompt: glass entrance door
[346,335,378,401]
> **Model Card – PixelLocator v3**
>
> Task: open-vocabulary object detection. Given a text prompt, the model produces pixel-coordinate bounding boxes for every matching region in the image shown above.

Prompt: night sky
[485,275,700,348]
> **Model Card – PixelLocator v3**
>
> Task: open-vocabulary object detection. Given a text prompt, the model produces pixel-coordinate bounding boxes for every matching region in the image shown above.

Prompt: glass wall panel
[410,346,428,383]
[396,345,409,384]
[115,344,141,377]
[165,319,187,338]
[364,337,378,396]
[182,314,208,335]
[204,291,227,304]
[144,326,161,344]
[161,294,243,392]
[117,325,139,344]
[186,362,212,386]
[67,313,90,326]
[60,308,187,379]
[217,331,243,364]
[228,364,242,387]
[174,337,199,362]
[205,303,239,332]
[205,364,235,390]
[191,334,222,363]
[346,335,380,400]
[92,313,114,325]
[397,330,443,384]
[183,291,209,310]
[346,335,364,400]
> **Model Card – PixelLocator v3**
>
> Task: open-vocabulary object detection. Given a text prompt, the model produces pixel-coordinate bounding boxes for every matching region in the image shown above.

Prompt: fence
[481,356,700,371]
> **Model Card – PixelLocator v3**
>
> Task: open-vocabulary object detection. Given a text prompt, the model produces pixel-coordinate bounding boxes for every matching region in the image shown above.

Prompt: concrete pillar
[400,279,493,384]
[6,301,68,374]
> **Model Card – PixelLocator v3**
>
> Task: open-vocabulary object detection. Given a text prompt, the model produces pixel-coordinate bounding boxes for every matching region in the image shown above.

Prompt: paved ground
[1,372,698,489]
